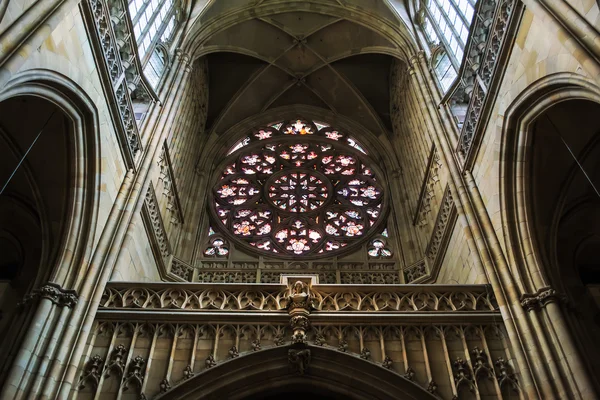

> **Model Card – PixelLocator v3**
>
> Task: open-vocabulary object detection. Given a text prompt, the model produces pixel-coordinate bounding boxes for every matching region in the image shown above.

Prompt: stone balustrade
[448,0,521,164]
[83,0,156,167]
[79,281,511,399]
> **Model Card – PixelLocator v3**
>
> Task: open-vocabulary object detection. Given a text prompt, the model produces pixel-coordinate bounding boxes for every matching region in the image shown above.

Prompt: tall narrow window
[433,51,457,92]
[420,0,476,92]
[127,0,179,82]
[144,46,167,89]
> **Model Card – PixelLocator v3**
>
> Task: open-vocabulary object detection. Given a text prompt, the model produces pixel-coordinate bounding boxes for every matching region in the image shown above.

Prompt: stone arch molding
[183,1,418,61]
[499,71,600,296]
[198,105,401,175]
[156,345,436,400]
[183,1,418,137]
[0,68,101,289]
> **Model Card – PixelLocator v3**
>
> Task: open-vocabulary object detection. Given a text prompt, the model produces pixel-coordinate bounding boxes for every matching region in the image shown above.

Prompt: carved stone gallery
[0,0,599,399]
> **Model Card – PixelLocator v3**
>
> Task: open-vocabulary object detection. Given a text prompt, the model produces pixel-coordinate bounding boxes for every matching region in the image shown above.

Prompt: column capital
[175,49,191,63]
[18,282,79,309]
[520,286,566,311]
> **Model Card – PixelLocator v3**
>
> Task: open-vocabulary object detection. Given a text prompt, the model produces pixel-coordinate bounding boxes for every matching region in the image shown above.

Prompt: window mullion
[129,0,149,26]
[423,15,442,46]
[140,10,174,65]
[447,0,471,29]
[137,6,162,45]
[432,0,467,50]
[425,9,461,70]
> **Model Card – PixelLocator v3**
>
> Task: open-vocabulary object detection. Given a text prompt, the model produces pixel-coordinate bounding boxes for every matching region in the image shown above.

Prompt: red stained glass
[212,119,386,258]
[267,171,329,213]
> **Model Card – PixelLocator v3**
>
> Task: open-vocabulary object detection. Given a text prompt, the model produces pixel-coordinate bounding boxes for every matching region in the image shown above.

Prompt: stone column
[411,48,600,398]
[0,283,78,400]
[1,51,192,400]
[54,51,194,399]
[408,53,551,399]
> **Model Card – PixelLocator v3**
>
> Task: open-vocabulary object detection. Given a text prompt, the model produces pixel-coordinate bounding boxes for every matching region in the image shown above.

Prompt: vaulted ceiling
[183,0,417,137]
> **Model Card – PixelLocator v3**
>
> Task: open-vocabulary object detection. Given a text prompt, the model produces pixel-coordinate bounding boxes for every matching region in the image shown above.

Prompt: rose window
[266,170,331,213]
[211,120,387,258]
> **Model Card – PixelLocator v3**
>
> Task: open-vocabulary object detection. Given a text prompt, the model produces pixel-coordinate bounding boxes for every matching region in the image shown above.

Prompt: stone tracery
[212,120,387,258]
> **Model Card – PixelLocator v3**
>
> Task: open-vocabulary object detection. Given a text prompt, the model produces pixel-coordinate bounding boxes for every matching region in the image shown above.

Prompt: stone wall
[471,7,597,253]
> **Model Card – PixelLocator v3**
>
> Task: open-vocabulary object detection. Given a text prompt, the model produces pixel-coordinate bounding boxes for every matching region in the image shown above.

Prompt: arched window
[143,45,168,89]
[419,0,475,92]
[212,120,387,258]
[128,0,179,80]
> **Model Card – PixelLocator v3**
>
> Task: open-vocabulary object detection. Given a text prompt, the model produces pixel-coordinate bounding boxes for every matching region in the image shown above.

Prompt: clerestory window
[420,0,475,92]
[128,0,179,88]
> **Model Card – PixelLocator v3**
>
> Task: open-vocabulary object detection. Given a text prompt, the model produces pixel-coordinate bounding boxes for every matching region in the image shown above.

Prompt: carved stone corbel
[228,346,239,358]
[105,344,127,378]
[360,347,371,360]
[471,347,494,380]
[382,356,393,370]
[78,354,104,389]
[427,380,438,394]
[453,357,475,393]
[182,365,194,380]
[314,334,326,346]
[205,354,217,368]
[159,379,171,393]
[495,356,519,392]
[338,340,348,352]
[288,349,311,375]
[286,280,313,344]
[122,355,145,391]
[404,366,415,381]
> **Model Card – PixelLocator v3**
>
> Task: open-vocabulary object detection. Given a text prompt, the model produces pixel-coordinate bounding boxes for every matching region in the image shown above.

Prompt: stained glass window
[204,236,229,257]
[367,236,392,258]
[226,120,368,155]
[212,119,387,258]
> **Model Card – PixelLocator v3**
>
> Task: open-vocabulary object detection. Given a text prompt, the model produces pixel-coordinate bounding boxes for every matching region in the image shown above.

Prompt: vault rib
[207,43,302,134]
[257,15,343,39]
[302,42,389,134]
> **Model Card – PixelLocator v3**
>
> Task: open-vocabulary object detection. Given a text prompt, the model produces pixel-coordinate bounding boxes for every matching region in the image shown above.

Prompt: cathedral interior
[0,0,599,398]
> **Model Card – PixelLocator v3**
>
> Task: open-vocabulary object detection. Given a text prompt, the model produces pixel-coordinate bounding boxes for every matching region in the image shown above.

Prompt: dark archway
[500,73,600,395]
[0,71,100,387]
[244,388,349,400]
[529,98,600,385]
[157,345,436,400]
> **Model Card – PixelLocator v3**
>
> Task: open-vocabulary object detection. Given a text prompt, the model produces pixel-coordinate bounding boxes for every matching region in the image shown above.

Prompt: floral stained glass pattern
[212,119,386,258]
[226,120,368,155]
[267,171,330,213]
[367,237,392,258]
[204,237,229,256]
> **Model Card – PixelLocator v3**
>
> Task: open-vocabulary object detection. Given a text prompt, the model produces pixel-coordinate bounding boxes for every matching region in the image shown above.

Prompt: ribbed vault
[181,0,417,137]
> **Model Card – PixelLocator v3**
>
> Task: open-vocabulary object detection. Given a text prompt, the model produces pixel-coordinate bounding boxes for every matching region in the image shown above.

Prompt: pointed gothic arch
[198,105,400,174]
[0,69,100,386]
[183,2,418,62]
[499,72,600,394]
[157,345,437,400]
